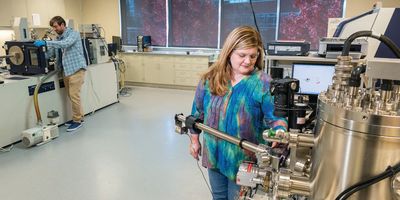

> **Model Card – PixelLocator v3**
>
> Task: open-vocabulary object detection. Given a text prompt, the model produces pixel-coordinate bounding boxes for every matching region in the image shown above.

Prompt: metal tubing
[291,189,311,196]
[176,114,266,153]
[263,133,314,147]
[291,177,311,194]
[264,137,286,144]
[196,122,266,153]
[297,134,314,147]
[298,142,314,148]
[0,55,14,59]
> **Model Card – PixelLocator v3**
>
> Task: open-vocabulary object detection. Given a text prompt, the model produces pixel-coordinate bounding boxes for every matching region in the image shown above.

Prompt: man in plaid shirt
[34,16,87,132]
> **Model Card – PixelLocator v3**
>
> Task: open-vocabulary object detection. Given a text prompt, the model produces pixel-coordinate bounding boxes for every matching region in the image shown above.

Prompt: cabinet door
[175,56,209,65]
[158,62,175,84]
[174,68,195,86]
[174,63,208,86]
[142,55,174,84]
[144,62,175,84]
[132,62,145,82]
[123,54,145,82]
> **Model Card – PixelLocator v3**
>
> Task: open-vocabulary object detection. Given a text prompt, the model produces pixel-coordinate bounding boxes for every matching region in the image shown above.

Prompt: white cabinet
[173,57,208,86]
[121,54,145,82]
[143,55,175,84]
[120,53,209,87]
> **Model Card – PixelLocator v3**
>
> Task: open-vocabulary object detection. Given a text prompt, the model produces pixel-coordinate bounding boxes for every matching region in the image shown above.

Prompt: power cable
[249,0,261,34]
[184,133,213,198]
[249,0,266,57]
[0,145,13,153]
[335,162,400,200]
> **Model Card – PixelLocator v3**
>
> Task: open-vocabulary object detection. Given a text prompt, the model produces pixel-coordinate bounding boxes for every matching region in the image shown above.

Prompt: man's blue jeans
[208,169,240,200]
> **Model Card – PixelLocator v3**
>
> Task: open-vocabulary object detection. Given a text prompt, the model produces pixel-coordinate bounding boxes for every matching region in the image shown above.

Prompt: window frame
[119,0,346,50]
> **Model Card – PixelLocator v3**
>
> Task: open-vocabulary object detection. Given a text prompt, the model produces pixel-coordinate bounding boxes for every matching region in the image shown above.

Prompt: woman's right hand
[271,142,278,148]
[189,135,202,160]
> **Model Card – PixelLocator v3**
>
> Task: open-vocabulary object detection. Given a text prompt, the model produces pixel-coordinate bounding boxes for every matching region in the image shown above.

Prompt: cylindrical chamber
[311,93,400,200]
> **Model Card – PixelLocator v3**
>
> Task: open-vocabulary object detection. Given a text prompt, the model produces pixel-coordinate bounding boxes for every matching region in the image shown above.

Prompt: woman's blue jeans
[208,169,240,200]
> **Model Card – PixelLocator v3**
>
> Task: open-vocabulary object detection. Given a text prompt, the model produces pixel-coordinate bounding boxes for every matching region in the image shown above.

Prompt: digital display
[292,63,335,95]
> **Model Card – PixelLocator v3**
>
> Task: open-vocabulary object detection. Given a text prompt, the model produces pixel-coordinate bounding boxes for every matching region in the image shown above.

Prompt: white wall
[0,0,119,43]
[0,0,28,26]
[81,0,120,43]
[345,0,400,17]
[0,0,69,27]
[64,0,84,30]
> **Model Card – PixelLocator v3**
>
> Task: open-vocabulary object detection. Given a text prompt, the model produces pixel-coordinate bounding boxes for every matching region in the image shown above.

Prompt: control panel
[28,81,55,96]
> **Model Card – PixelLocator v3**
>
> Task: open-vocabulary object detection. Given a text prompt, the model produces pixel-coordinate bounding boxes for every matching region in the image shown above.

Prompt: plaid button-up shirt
[47,27,87,76]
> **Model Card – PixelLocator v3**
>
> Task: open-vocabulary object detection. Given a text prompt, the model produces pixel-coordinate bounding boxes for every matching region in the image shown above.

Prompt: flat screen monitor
[292,63,335,95]
[112,36,122,51]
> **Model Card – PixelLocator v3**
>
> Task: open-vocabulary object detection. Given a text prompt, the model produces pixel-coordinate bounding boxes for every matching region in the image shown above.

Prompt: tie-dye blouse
[191,69,287,181]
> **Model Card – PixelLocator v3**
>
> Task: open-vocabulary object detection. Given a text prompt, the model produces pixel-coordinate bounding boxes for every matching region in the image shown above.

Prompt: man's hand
[33,40,46,47]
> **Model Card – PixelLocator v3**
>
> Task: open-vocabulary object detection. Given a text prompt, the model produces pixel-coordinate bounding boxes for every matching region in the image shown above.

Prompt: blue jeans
[208,169,240,200]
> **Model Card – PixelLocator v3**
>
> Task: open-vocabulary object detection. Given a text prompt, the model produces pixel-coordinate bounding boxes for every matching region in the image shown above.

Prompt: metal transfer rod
[176,114,266,154]
[0,55,14,59]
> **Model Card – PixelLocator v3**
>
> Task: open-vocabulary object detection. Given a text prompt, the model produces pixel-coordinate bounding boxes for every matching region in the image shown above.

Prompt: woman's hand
[271,142,278,148]
[189,135,202,160]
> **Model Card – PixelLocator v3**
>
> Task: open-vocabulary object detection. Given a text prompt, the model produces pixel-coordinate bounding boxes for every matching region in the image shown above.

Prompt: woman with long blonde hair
[189,26,287,200]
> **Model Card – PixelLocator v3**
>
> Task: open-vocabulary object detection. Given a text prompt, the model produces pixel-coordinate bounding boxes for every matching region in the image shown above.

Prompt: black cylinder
[270,67,284,79]
[288,96,308,131]
[295,102,308,131]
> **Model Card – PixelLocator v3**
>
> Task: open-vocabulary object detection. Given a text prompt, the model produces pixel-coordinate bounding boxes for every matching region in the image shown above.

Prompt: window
[120,0,166,46]
[120,0,344,49]
[169,0,219,48]
[279,0,344,49]
[221,0,277,47]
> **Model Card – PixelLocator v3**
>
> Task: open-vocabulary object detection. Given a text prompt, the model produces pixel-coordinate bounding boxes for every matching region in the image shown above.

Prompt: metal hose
[341,30,400,58]
[335,162,400,200]
[33,68,60,125]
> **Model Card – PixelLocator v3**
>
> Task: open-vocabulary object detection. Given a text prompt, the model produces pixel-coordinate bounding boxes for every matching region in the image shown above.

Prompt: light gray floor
[0,86,212,200]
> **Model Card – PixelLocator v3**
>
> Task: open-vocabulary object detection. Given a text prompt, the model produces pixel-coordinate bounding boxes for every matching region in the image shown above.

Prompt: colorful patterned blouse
[191,69,287,181]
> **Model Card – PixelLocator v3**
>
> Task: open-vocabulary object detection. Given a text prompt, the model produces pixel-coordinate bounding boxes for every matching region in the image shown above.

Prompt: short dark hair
[50,16,66,26]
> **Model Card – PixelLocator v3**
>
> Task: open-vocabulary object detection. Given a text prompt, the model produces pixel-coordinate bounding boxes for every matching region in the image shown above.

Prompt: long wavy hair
[202,26,264,96]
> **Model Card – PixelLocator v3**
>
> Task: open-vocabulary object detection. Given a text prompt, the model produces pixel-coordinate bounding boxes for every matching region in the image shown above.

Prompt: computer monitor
[292,63,335,95]
[112,36,122,52]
